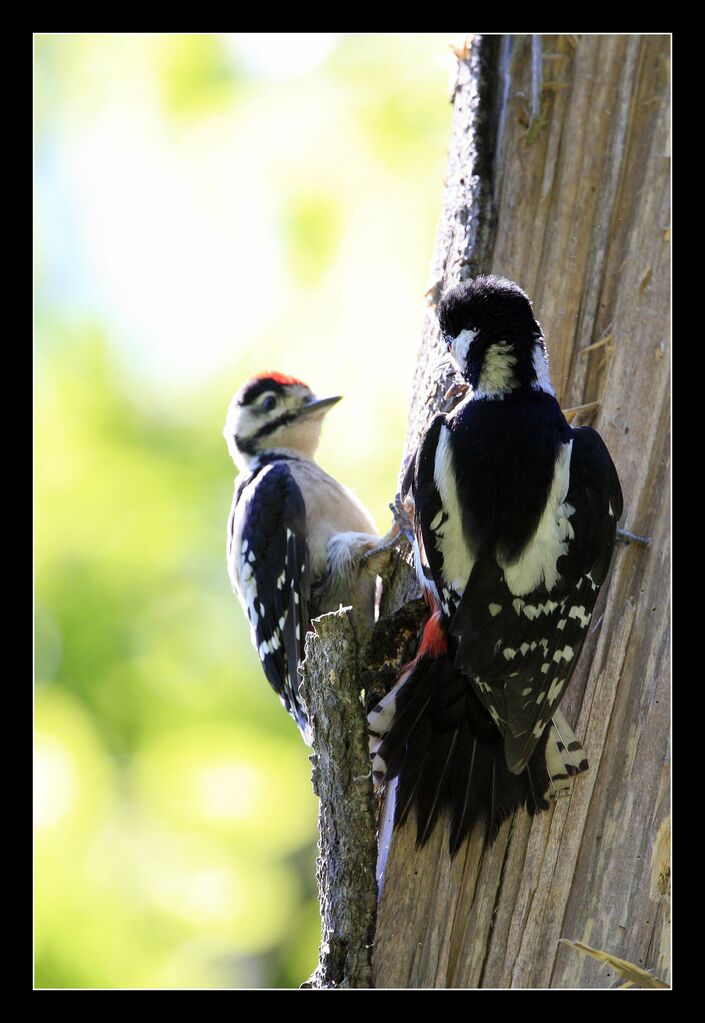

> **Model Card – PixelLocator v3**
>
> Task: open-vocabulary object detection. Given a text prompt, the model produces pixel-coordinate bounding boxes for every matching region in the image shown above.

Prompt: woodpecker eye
[260,395,277,412]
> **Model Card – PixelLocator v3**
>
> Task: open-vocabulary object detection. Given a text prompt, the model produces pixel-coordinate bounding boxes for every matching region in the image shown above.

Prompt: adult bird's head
[437,275,552,398]
[224,371,342,471]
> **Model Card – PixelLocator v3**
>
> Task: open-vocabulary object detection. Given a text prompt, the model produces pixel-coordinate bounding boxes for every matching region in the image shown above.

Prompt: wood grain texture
[300,609,378,988]
[372,33,670,989]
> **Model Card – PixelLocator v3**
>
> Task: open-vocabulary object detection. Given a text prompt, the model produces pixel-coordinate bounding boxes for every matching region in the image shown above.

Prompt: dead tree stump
[303,33,670,990]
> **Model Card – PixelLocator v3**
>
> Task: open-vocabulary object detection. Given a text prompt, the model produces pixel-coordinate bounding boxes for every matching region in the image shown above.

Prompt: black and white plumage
[369,275,623,853]
[225,372,380,743]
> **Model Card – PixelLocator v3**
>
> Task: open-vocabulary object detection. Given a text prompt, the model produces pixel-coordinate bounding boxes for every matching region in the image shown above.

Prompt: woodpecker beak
[296,395,343,419]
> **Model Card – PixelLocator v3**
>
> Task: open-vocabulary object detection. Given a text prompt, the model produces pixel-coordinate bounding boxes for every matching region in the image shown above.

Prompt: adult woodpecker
[225,371,382,743]
[369,275,623,854]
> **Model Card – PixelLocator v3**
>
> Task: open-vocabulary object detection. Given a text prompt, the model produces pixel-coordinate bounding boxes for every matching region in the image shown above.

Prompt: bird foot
[389,492,415,545]
[359,522,404,575]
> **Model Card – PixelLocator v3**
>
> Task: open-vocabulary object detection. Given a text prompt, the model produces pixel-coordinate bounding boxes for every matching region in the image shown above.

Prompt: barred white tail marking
[367,667,416,782]
[543,710,589,801]
[551,708,589,774]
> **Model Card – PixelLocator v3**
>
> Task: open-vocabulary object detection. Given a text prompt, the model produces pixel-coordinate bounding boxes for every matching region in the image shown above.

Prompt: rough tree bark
[301,33,670,990]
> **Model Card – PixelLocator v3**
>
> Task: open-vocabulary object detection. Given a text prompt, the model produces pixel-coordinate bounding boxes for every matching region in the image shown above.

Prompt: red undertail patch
[418,611,449,659]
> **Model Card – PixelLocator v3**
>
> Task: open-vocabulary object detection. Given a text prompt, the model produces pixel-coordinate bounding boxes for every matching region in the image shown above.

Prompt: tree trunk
[304,33,670,990]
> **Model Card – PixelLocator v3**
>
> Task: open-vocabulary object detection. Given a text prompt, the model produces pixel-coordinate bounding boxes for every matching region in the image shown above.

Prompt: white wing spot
[513,598,524,615]
[553,645,574,663]
[569,605,591,627]
[489,603,502,617]
[522,687,533,696]
[547,677,565,703]
[503,647,517,661]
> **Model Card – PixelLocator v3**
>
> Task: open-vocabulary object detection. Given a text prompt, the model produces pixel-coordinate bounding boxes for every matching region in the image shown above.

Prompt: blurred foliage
[34,32,454,988]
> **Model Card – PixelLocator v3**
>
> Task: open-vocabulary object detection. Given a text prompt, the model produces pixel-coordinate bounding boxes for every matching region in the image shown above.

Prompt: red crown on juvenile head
[252,370,310,389]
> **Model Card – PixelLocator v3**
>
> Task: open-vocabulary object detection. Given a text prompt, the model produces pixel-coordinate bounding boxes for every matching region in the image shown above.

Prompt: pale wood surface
[300,609,378,988]
[372,33,670,989]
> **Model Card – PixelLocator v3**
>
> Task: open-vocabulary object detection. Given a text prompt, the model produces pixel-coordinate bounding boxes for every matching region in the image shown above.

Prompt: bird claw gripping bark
[389,492,415,545]
[359,519,406,576]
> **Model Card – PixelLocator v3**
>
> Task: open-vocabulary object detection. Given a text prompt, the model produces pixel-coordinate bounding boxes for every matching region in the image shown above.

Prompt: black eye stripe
[252,410,299,440]
[238,379,289,408]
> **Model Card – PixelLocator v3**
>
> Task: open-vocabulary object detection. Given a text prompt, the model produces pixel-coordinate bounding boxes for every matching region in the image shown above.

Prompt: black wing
[451,426,622,773]
[230,462,311,738]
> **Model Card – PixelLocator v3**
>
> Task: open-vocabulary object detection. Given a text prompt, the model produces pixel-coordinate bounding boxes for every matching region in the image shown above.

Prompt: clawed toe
[390,493,415,545]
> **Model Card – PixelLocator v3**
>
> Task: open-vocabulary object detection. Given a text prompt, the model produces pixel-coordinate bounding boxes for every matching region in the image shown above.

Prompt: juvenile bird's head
[437,275,553,398]
[224,371,342,471]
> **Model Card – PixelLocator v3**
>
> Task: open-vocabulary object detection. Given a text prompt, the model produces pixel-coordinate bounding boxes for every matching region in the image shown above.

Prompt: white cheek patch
[531,344,555,395]
[450,327,479,372]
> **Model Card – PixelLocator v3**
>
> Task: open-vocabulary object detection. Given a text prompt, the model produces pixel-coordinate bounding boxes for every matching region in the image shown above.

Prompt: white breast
[288,459,377,578]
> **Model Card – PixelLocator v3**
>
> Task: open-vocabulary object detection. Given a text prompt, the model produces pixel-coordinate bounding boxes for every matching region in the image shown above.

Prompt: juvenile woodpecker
[225,371,381,743]
[369,275,623,853]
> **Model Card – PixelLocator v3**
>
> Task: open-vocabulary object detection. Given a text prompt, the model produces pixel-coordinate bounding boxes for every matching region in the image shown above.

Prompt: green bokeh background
[34,33,453,988]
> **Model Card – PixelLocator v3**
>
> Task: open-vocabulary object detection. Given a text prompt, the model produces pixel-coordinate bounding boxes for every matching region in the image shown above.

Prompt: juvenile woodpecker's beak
[296,395,343,419]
